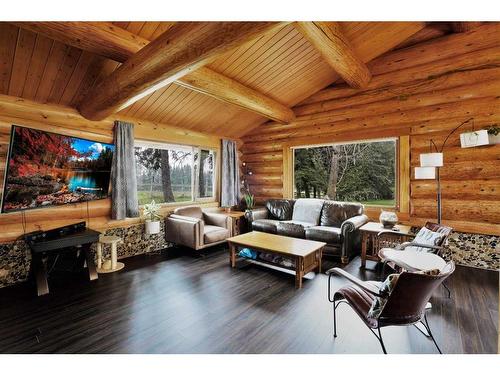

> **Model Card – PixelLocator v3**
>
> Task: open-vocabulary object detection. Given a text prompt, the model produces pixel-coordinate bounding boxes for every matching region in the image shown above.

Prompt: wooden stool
[96,235,124,273]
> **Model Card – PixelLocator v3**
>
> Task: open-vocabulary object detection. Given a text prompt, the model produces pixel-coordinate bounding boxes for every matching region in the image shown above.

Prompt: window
[134,141,216,206]
[293,139,397,207]
[194,149,215,199]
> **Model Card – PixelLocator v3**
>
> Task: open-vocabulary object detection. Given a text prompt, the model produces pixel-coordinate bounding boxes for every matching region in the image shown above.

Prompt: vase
[145,220,160,235]
[379,210,398,229]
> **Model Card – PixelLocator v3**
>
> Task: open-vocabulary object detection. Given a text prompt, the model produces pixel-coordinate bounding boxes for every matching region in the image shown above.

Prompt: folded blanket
[238,248,258,260]
[258,252,294,268]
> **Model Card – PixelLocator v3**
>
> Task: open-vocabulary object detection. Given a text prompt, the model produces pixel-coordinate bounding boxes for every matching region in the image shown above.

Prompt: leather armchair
[165,206,231,250]
[327,262,455,354]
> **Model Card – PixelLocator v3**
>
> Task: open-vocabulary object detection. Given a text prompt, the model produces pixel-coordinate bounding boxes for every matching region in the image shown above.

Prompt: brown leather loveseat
[246,198,368,263]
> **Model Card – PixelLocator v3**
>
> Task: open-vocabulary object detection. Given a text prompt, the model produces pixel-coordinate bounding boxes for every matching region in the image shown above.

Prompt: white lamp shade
[415,166,436,180]
[420,153,443,167]
[460,130,489,148]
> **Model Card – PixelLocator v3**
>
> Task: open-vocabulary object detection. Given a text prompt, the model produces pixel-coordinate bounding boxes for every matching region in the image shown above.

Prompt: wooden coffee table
[227,231,326,289]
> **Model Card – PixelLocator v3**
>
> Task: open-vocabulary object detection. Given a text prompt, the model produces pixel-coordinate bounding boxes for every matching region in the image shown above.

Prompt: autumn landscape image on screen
[1,126,114,213]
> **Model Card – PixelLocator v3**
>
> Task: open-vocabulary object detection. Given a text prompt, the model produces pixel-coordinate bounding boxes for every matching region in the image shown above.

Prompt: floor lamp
[414,117,473,224]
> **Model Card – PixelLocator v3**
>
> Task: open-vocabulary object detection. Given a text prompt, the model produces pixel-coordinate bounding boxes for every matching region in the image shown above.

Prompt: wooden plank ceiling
[0,21,458,138]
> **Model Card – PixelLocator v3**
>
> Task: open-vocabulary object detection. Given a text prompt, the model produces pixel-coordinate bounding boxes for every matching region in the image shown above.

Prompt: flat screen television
[1,125,115,213]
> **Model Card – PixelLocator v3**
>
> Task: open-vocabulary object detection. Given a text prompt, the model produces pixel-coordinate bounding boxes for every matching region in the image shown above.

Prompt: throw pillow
[367,273,400,319]
[407,227,445,252]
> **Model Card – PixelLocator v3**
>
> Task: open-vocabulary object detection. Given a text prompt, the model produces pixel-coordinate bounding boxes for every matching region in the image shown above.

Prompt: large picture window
[134,141,217,206]
[293,139,397,207]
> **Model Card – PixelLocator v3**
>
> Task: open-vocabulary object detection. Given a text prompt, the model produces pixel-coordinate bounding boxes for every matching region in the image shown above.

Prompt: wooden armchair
[327,262,455,354]
[378,222,453,296]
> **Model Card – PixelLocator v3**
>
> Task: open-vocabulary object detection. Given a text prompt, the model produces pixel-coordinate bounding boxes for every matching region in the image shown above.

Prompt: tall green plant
[243,193,255,210]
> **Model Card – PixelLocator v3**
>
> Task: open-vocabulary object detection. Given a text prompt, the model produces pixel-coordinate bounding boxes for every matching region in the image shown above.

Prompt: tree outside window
[134,143,216,206]
[293,139,396,206]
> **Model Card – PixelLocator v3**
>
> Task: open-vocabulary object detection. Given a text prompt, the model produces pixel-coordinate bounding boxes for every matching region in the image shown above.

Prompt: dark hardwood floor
[0,246,497,354]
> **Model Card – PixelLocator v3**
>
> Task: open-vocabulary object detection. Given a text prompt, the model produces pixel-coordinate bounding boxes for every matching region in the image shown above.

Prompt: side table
[359,222,415,268]
[96,235,124,273]
[211,209,247,236]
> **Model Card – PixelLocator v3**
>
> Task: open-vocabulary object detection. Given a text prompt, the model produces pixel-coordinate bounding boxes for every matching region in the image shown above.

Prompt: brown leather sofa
[246,198,368,263]
[165,206,231,250]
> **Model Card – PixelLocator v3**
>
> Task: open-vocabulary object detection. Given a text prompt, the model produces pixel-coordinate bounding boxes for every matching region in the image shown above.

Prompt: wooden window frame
[134,140,220,208]
[283,136,410,215]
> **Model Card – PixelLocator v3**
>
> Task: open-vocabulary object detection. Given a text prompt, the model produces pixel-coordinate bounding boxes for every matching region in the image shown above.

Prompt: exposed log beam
[14,22,294,123]
[13,22,148,62]
[450,22,483,33]
[295,22,371,88]
[176,67,295,123]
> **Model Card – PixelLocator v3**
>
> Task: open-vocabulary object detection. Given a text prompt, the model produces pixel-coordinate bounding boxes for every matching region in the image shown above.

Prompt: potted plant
[243,193,255,212]
[143,200,162,235]
[487,125,500,145]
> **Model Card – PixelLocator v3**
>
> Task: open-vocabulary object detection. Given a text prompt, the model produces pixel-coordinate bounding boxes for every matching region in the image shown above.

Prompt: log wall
[0,94,222,243]
[240,24,500,235]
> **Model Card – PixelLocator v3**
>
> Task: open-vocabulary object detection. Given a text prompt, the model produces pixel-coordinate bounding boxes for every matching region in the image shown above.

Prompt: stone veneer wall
[444,232,499,270]
[0,227,498,288]
[0,221,171,288]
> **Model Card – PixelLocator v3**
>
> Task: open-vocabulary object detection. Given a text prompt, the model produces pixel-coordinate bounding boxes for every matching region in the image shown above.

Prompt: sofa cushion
[292,198,324,225]
[204,225,229,244]
[320,201,364,227]
[252,219,280,234]
[277,221,306,238]
[266,199,295,220]
[283,220,315,228]
[305,226,342,244]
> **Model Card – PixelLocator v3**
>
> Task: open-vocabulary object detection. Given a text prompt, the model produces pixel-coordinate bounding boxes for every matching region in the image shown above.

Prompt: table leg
[361,233,368,268]
[33,254,49,297]
[295,257,304,289]
[234,218,240,236]
[229,242,236,268]
[316,248,323,274]
[82,244,98,281]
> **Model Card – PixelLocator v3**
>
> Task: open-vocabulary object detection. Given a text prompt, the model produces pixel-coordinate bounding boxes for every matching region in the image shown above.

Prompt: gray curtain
[221,139,241,207]
[111,121,139,220]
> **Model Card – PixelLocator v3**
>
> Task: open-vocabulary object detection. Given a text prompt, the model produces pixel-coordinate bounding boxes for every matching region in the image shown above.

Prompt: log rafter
[295,22,372,89]
[14,22,294,123]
